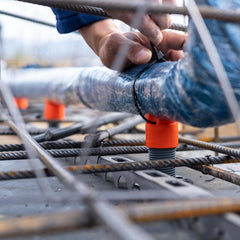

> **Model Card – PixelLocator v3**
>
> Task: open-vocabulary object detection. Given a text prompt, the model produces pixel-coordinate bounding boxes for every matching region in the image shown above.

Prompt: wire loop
[131,43,167,124]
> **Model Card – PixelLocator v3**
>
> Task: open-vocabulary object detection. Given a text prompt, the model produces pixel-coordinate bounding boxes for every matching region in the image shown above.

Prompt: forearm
[78,19,122,56]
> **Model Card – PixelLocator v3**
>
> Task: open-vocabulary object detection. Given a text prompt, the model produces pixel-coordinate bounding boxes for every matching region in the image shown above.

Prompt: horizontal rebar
[192,165,240,186]
[67,155,239,174]
[1,138,240,152]
[1,197,240,238]
[0,155,238,181]
[0,209,94,238]
[0,8,187,32]
[126,197,240,222]
[17,0,240,22]
[179,136,240,158]
[199,135,240,142]
[0,146,148,160]
[0,140,82,152]
[0,127,45,135]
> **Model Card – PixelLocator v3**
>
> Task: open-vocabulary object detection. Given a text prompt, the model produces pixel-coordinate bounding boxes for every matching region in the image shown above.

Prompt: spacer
[145,114,178,149]
[44,100,65,121]
[14,98,28,110]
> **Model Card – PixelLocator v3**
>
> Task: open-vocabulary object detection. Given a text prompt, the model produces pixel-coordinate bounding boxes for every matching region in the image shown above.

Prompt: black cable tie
[131,42,167,124]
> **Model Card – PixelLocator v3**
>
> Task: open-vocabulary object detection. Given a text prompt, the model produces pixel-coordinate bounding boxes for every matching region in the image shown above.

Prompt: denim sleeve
[52,9,106,33]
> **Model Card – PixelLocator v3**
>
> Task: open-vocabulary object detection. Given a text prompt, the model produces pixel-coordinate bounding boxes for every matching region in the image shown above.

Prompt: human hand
[156,29,187,62]
[98,28,187,69]
[79,19,187,70]
[104,0,176,47]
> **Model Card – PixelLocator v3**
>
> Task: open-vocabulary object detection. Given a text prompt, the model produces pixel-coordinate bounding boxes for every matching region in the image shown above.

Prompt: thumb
[127,42,152,65]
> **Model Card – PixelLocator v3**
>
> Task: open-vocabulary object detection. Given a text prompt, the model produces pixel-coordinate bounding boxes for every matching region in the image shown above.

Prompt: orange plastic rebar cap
[14,98,28,110]
[44,100,65,120]
[145,114,178,148]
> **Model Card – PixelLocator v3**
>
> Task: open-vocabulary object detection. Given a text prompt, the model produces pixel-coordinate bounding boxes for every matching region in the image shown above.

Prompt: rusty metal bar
[126,198,240,223]
[192,165,240,186]
[2,197,240,238]
[179,136,240,157]
[0,209,94,238]
[0,155,239,181]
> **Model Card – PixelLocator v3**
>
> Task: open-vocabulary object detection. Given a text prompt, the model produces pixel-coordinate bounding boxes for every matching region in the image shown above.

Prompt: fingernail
[135,49,152,62]
[155,31,163,45]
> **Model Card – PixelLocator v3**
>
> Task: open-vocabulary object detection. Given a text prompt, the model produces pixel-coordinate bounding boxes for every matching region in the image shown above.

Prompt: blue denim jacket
[52,9,105,33]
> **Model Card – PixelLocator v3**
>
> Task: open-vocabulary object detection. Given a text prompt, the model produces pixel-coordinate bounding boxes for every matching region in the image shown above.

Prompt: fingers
[98,32,152,70]
[138,15,163,46]
[157,30,187,54]
[165,50,184,61]
[150,0,173,30]
[104,0,177,47]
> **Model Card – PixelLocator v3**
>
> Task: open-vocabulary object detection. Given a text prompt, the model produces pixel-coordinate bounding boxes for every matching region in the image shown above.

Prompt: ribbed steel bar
[34,113,130,142]
[179,136,240,157]
[85,116,143,145]
[101,138,145,147]
[0,209,94,238]
[2,197,240,238]
[5,121,154,240]
[177,142,240,151]
[0,155,238,181]
[126,198,240,222]
[0,140,82,152]
[0,8,186,32]
[1,138,240,157]
[0,127,45,135]
[0,146,148,160]
[192,165,240,186]
[17,0,240,22]
[199,135,240,143]
[67,155,240,174]
[1,138,240,152]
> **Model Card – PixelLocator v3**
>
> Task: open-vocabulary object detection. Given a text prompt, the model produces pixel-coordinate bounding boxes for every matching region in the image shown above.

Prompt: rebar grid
[2,0,240,239]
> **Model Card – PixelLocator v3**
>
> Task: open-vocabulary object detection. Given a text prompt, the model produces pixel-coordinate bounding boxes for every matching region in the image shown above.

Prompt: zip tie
[131,42,167,124]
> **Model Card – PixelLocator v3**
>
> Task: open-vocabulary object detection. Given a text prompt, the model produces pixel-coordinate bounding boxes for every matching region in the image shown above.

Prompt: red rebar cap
[14,98,28,110]
[145,114,178,148]
[44,100,65,121]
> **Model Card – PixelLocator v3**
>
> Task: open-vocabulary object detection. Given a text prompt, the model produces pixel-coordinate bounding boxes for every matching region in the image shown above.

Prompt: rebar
[0,209,94,238]
[199,136,240,143]
[67,155,239,174]
[0,146,148,160]
[126,198,240,222]
[2,197,240,238]
[179,136,240,158]
[17,0,240,22]
[101,138,145,147]
[192,165,240,186]
[34,113,130,142]
[0,140,82,152]
[85,116,143,146]
[1,138,240,152]
[4,120,154,240]
[0,155,238,181]
[0,8,187,32]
